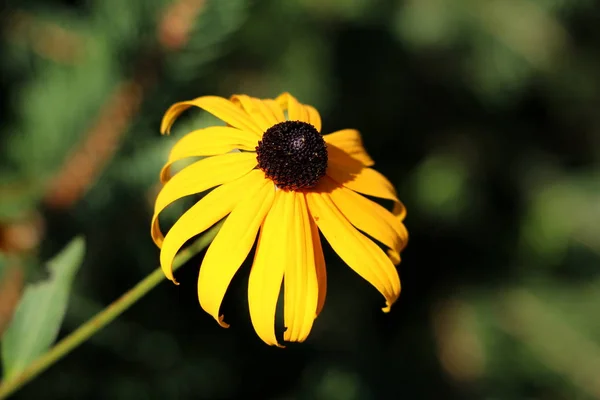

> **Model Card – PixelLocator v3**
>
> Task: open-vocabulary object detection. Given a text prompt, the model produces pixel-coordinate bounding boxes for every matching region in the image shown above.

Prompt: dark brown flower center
[256,121,328,191]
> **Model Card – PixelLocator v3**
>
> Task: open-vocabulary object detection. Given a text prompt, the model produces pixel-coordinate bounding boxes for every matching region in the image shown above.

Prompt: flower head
[152,93,408,346]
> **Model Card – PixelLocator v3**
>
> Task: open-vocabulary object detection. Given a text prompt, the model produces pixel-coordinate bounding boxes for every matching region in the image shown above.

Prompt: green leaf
[1,237,85,379]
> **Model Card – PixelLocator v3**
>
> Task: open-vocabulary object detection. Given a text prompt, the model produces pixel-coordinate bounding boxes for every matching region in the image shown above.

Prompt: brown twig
[42,80,147,208]
[0,211,43,336]
[3,11,84,65]
[0,0,208,350]
[42,0,207,210]
[158,0,206,51]
[0,262,24,337]
[0,0,207,318]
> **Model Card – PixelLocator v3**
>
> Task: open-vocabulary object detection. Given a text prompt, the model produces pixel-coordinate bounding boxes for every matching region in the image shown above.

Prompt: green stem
[0,224,221,399]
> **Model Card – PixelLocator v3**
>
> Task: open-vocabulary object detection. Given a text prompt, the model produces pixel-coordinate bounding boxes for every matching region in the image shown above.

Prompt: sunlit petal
[275,92,321,130]
[153,91,409,347]
[327,154,407,222]
[247,190,289,347]
[323,177,407,264]
[263,99,286,123]
[231,94,280,131]
[283,193,319,342]
[304,105,322,132]
[307,204,327,317]
[198,175,275,328]
[160,126,259,183]
[306,191,401,312]
[159,170,266,283]
[324,129,374,166]
[161,96,263,136]
[151,152,257,247]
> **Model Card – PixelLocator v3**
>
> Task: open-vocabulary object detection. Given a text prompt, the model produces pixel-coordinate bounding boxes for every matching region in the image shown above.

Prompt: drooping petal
[324,129,374,166]
[306,191,401,312]
[307,203,327,317]
[275,92,322,131]
[327,152,407,222]
[283,193,319,343]
[247,190,289,347]
[151,152,257,247]
[230,94,280,131]
[161,96,263,136]
[159,170,266,283]
[160,126,259,183]
[198,175,275,328]
[323,177,407,264]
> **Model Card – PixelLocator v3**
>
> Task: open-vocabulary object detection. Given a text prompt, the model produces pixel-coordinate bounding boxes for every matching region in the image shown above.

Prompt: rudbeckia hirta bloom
[152,93,408,347]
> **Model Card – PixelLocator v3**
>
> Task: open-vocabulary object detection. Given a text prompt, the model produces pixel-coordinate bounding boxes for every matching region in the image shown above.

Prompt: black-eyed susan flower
[151,93,408,347]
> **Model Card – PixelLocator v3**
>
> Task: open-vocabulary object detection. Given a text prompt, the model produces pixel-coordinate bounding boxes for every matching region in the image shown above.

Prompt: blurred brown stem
[0,261,25,338]
[43,0,207,210]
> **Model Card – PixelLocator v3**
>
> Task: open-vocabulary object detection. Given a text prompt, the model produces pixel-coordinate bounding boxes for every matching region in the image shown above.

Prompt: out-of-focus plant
[0,0,248,397]
[0,0,599,398]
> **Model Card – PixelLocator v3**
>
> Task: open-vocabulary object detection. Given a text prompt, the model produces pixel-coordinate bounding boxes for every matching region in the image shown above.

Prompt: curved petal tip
[382,302,393,313]
[387,249,401,265]
[217,315,230,328]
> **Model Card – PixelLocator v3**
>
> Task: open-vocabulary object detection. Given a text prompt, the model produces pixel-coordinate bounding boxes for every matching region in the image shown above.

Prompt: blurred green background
[1,0,600,399]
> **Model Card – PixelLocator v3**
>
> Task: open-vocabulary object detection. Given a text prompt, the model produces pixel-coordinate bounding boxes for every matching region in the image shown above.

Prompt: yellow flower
[151,93,408,347]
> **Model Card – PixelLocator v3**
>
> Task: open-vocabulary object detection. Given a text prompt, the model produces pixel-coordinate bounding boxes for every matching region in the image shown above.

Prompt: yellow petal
[304,105,322,132]
[263,99,286,123]
[283,193,319,343]
[275,92,322,131]
[160,126,259,183]
[159,170,266,283]
[324,129,374,166]
[324,177,407,264]
[306,191,401,312]
[230,94,280,131]
[307,203,327,317]
[276,92,307,122]
[326,152,407,222]
[160,96,263,137]
[151,152,257,247]
[247,190,289,347]
[198,175,275,328]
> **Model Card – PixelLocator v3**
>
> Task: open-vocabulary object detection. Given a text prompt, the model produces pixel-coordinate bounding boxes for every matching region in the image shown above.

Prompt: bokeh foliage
[1,0,599,399]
